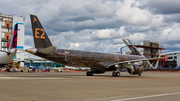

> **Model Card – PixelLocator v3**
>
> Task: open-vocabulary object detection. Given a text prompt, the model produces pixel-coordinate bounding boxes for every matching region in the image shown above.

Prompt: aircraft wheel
[138,74,141,76]
[86,71,94,76]
[86,71,90,76]
[116,72,120,77]
[90,72,94,76]
[112,72,116,77]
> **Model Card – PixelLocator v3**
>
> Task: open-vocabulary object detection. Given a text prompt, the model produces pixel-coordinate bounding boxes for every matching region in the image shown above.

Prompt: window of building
[174,56,177,59]
[168,57,173,59]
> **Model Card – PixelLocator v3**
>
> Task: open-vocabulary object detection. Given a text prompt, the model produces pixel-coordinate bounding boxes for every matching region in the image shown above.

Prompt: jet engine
[127,64,144,75]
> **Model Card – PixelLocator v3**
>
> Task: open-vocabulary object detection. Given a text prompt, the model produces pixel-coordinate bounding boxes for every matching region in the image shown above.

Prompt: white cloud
[1,0,180,55]
[166,24,180,41]
[159,23,180,43]
[69,43,81,49]
[116,0,150,25]
[128,33,146,42]
[92,29,117,39]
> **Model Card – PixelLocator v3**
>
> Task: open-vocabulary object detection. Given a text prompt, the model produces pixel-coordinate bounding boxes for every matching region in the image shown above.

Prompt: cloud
[91,28,123,39]
[116,0,150,25]
[24,35,34,48]
[46,0,125,32]
[160,23,180,42]
[35,0,180,53]
[164,14,180,23]
[140,0,180,14]
[1,0,180,56]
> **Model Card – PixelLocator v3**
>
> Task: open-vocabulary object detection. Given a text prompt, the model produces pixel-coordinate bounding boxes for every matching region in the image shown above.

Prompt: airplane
[25,14,167,77]
[0,24,18,67]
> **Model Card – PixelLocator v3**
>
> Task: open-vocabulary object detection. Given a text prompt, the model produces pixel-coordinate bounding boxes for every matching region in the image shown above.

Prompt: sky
[1,0,180,57]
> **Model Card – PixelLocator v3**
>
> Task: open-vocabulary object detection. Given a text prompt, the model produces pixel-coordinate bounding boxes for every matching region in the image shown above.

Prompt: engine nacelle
[127,64,144,75]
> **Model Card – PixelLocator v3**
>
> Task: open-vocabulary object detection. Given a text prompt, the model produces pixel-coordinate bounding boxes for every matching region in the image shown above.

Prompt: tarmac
[0,71,180,101]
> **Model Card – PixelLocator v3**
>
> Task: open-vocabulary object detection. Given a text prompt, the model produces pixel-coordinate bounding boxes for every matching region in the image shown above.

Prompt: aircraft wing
[106,57,169,68]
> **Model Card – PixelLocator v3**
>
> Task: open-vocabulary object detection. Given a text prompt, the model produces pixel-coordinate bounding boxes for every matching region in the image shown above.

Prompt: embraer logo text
[35,28,45,39]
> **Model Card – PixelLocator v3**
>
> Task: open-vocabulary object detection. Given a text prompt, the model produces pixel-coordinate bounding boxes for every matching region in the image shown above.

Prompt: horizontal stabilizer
[0,50,11,54]
[0,49,17,54]
[37,46,56,54]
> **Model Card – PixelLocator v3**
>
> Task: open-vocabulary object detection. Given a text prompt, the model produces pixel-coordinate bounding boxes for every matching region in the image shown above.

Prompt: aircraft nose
[26,48,37,54]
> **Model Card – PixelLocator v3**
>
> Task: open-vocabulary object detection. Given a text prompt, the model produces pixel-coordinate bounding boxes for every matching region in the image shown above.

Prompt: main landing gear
[112,72,120,77]
[86,71,94,76]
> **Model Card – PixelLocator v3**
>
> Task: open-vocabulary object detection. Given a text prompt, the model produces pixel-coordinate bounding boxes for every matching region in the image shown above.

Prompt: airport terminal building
[161,51,180,68]
[24,57,65,68]
[0,13,25,66]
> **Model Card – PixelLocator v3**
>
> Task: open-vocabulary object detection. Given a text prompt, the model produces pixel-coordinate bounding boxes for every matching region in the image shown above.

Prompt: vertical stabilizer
[30,14,52,48]
[9,24,18,49]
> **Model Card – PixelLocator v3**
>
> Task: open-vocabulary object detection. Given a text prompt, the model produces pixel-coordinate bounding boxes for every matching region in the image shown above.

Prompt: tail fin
[30,14,53,48]
[9,24,18,49]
